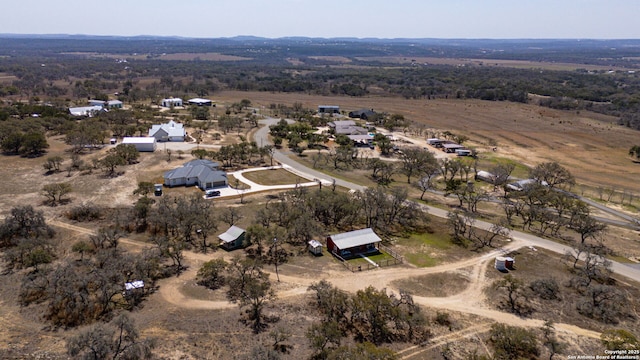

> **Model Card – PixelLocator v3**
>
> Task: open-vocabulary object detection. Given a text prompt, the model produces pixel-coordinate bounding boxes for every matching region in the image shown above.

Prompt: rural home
[163,159,228,190]
[318,105,340,114]
[188,98,214,106]
[88,99,123,109]
[475,170,497,184]
[348,134,374,146]
[148,120,186,142]
[328,120,369,135]
[161,98,183,107]
[326,228,382,259]
[348,109,376,120]
[218,225,246,250]
[506,179,537,192]
[69,105,104,117]
[121,137,157,152]
[442,143,465,153]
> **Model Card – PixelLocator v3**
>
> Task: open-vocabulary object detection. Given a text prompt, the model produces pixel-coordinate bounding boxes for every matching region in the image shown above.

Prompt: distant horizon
[1,33,639,41]
[1,1,639,40]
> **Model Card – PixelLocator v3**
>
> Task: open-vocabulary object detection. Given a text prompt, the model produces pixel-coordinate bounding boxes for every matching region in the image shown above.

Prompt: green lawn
[394,228,455,267]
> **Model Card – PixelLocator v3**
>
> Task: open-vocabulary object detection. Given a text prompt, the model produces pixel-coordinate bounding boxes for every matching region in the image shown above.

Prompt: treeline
[3,45,640,129]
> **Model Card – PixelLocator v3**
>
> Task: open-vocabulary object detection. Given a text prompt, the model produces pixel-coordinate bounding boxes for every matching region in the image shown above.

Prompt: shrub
[67,204,101,222]
[529,278,560,300]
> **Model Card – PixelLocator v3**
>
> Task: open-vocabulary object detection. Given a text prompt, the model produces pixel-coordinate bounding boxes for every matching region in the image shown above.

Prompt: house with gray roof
[327,120,369,135]
[326,228,381,259]
[69,105,104,117]
[348,109,376,120]
[218,225,246,250]
[88,99,123,109]
[163,159,227,190]
[149,120,186,142]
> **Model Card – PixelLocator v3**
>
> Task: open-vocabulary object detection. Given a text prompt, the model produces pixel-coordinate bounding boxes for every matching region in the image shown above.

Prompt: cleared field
[60,52,251,61]
[241,168,308,185]
[354,56,636,71]
[216,90,640,194]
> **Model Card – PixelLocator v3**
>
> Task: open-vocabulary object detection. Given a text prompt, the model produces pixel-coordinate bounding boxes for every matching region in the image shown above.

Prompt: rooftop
[219,225,245,243]
[329,228,381,250]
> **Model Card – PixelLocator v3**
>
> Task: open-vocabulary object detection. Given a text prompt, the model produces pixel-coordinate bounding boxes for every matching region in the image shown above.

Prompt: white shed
[122,137,157,152]
[308,240,323,256]
[161,98,183,107]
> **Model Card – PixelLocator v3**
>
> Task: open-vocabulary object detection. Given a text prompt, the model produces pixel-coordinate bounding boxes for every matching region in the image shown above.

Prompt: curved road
[255,118,640,283]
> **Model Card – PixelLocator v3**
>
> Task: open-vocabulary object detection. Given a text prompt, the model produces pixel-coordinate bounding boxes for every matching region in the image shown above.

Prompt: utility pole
[272,237,280,282]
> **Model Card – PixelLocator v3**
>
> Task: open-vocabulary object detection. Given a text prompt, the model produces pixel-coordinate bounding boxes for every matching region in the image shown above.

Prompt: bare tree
[225,257,275,333]
[530,161,575,190]
[67,312,155,359]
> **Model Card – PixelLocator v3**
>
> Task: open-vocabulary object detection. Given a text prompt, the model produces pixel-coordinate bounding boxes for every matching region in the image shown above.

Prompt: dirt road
[49,219,602,342]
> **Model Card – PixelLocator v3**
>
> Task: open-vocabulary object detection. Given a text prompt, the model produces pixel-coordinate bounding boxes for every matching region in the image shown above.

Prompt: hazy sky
[1,0,638,39]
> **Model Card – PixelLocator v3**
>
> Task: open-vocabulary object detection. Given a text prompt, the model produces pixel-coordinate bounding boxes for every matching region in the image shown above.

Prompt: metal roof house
[326,228,382,259]
[348,109,376,120]
[475,170,497,184]
[163,159,227,190]
[148,120,186,142]
[88,99,123,109]
[318,105,340,114]
[442,143,465,153]
[122,137,157,152]
[188,98,214,106]
[69,105,104,117]
[218,225,246,250]
[161,98,183,107]
[327,120,369,135]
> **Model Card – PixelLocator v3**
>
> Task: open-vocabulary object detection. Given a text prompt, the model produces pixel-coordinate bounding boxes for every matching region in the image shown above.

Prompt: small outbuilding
[161,98,183,107]
[122,137,157,152]
[218,225,246,250]
[327,228,381,259]
[495,256,515,271]
[442,143,465,153]
[475,170,496,184]
[308,240,323,256]
[188,98,214,106]
[318,105,340,114]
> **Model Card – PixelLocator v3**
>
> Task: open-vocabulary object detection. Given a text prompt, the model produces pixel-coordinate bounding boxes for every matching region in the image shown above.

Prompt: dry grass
[241,168,307,185]
[216,90,640,194]
[391,271,471,297]
[354,56,633,71]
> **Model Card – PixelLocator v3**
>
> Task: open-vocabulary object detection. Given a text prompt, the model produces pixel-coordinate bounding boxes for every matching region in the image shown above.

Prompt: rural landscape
[1,36,640,359]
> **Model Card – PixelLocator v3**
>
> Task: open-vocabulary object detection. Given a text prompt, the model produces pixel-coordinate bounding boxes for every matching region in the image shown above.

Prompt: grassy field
[241,168,308,185]
[214,90,640,195]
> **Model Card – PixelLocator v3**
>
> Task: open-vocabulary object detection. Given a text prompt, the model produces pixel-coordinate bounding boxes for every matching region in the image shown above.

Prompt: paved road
[254,118,640,283]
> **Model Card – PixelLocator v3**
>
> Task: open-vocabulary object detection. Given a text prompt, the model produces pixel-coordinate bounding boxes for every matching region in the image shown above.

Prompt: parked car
[154,184,163,196]
[205,189,221,198]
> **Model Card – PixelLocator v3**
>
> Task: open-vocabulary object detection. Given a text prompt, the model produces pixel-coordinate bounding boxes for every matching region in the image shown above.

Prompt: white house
[69,105,104,117]
[161,98,183,107]
[122,137,157,152]
[88,99,123,109]
[148,120,186,142]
